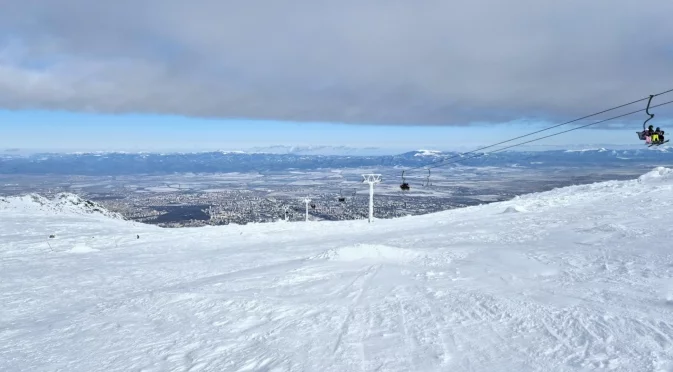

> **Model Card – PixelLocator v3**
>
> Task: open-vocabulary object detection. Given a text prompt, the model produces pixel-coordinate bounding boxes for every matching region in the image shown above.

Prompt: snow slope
[2,168,673,371]
[0,193,124,220]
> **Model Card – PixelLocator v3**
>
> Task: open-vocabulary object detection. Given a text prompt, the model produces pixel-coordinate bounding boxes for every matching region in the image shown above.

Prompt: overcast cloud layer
[1,0,672,125]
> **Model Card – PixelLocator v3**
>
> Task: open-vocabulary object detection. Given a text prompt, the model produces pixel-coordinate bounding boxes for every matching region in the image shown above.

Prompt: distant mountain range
[1,148,672,175]
[245,145,392,155]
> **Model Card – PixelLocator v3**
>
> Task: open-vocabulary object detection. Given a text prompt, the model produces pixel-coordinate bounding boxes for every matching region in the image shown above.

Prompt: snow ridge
[637,166,673,181]
[0,193,123,220]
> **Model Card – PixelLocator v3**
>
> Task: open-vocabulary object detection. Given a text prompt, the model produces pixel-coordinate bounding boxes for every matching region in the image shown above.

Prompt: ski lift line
[427,98,673,169]
[422,98,673,170]
[404,87,673,174]
[401,99,673,178]
[280,90,673,203]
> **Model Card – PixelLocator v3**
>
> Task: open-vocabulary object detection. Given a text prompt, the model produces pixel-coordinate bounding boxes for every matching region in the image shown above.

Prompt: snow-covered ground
[2,168,673,371]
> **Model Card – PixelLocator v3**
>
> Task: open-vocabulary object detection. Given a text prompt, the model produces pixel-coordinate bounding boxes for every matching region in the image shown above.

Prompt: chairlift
[423,168,432,187]
[637,95,669,146]
[637,95,655,142]
[400,170,410,191]
[338,189,345,203]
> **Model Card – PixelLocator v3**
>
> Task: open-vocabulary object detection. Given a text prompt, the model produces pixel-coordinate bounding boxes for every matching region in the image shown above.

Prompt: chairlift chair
[638,95,669,146]
[423,168,432,187]
[400,170,410,191]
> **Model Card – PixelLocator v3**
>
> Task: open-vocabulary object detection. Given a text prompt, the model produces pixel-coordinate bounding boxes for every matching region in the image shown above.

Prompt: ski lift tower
[303,197,311,222]
[362,174,382,223]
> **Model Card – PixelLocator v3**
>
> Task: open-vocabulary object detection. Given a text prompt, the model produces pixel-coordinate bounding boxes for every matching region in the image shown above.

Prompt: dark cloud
[0,0,672,125]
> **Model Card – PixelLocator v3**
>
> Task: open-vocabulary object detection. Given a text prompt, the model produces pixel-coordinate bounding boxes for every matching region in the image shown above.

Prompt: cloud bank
[1,0,672,125]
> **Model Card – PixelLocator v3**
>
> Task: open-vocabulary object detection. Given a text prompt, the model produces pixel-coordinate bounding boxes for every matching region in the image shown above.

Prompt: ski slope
[2,168,673,371]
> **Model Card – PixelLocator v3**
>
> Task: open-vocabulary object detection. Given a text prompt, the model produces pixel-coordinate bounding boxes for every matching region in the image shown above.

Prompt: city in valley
[0,152,653,227]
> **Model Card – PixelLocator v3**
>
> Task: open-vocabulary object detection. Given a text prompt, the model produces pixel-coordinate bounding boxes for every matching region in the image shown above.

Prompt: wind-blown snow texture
[2,168,673,371]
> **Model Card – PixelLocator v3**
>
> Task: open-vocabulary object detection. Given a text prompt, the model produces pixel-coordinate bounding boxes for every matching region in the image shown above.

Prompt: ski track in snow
[2,167,673,371]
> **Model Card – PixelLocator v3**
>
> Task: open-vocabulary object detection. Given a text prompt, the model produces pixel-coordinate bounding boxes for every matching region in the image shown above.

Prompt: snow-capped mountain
[413,149,444,157]
[0,193,123,220]
[1,147,672,175]
[2,168,673,371]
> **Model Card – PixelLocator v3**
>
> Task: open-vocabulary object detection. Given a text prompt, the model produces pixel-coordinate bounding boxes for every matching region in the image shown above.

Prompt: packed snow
[2,168,673,371]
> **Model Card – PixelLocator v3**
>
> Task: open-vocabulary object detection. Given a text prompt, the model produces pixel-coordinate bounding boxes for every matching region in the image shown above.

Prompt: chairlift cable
[404,87,673,175]
[421,98,673,170]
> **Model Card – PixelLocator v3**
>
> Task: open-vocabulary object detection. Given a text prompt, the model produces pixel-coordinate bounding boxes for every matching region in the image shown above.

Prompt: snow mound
[313,244,424,263]
[0,193,123,219]
[638,166,673,182]
[502,205,527,213]
[68,244,99,254]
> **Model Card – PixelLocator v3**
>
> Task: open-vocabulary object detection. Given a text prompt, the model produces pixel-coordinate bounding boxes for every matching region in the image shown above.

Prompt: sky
[1,0,672,153]
[1,109,660,153]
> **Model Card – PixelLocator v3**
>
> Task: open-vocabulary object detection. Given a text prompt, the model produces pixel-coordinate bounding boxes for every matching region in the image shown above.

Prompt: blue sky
[0,109,650,154]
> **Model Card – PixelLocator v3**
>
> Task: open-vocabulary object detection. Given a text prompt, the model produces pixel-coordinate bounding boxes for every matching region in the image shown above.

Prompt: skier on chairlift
[638,95,668,146]
[641,125,666,145]
[655,127,665,143]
